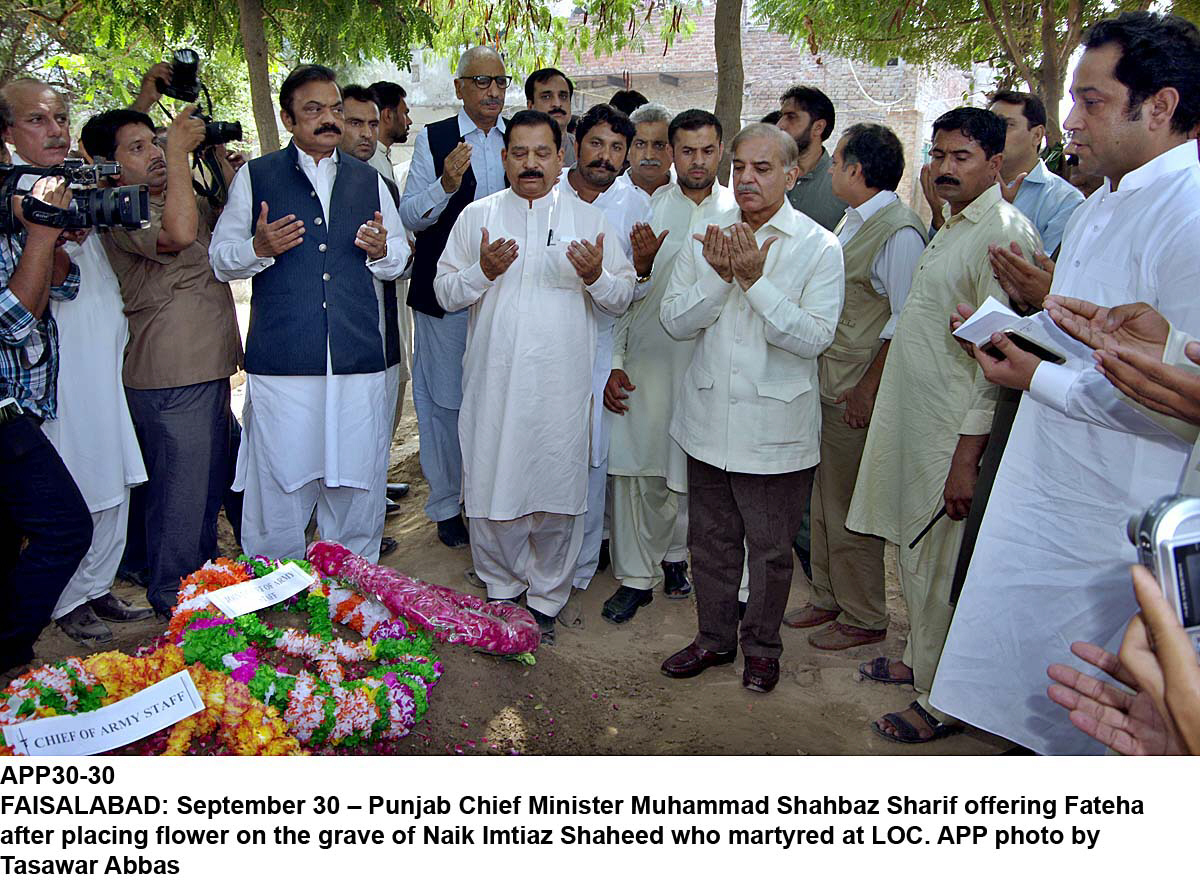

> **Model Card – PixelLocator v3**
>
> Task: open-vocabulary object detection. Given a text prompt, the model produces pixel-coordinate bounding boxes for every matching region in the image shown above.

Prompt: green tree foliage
[753,0,1200,143]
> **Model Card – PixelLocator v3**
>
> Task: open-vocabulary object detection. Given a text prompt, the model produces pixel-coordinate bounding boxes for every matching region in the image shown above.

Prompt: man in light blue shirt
[986,90,1084,256]
[399,47,510,549]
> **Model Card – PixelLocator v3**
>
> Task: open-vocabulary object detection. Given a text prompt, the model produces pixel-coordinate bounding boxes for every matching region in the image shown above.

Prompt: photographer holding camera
[0,92,93,673]
[82,102,243,617]
[3,78,152,646]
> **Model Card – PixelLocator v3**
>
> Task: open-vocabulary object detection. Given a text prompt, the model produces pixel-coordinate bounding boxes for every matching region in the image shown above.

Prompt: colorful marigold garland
[0,556,442,755]
[166,557,442,748]
[0,646,304,756]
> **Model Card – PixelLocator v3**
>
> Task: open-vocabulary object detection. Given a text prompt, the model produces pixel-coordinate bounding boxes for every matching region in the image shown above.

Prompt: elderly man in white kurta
[931,14,1200,755]
[434,110,635,645]
[659,124,843,695]
[210,66,409,563]
[846,108,1040,744]
[603,109,737,624]
[553,103,650,606]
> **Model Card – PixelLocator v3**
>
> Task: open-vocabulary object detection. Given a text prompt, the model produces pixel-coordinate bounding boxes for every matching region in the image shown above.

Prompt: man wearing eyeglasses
[400,46,510,550]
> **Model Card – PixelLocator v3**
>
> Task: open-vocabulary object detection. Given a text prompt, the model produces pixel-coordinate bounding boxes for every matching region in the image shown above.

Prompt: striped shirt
[0,231,81,419]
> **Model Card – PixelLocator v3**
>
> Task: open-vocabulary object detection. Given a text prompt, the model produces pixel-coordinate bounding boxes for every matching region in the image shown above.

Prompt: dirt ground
[15,391,1009,756]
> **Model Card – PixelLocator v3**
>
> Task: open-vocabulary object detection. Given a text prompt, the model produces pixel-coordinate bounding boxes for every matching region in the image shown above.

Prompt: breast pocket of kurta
[541,242,583,292]
[754,376,813,445]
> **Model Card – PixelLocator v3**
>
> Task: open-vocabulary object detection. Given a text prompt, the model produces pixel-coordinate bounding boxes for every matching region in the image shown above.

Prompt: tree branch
[980,0,1038,88]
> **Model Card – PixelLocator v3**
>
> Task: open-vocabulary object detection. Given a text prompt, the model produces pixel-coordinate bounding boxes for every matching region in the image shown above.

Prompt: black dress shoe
[116,566,149,589]
[437,514,470,548]
[387,482,410,498]
[597,538,610,572]
[743,656,780,693]
[530,608,556,646]
[386,498,402,514]
[661,560,692,599]
[602,585,652,623]
[88,592,154,622]
[379,536,398,557]
[661,642,736,678]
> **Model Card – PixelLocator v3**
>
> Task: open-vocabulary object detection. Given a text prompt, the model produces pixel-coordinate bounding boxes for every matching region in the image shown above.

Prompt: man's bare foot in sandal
[871,701,961,744]
[858,656,914,685]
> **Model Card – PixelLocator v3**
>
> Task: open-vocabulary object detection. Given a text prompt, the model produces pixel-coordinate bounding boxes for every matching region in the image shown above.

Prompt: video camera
[0,159,149,235]
[155,48,243,199]
[1128,494,1200,657]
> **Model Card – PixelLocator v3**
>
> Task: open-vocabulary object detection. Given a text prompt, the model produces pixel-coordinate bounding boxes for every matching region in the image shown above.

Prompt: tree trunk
[1039,75,1064,147]
[713,0,744,184]
[236,0,279,154]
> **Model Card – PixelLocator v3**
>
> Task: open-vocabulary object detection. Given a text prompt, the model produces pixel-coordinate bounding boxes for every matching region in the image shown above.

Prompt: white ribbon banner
[204,561,317,619]
[2,670,204,756]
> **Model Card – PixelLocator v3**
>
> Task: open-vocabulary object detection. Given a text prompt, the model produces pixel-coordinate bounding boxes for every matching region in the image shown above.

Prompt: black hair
[575,103,636,147]
[839,123,905,191]
[0,94,9,135]
[779,85,835,141]
[609,89,648,115]
[525,68,575,102]
[368,81,407,111]
[988,90,1047,129]
[1084,11,1200,134]
[80,109,156,160]
[760,110,781,126]
[931,107,1007,158]
[280,64,340,118]
[341,84,376,107]
[503,109,562,150]
[668,108,723,146]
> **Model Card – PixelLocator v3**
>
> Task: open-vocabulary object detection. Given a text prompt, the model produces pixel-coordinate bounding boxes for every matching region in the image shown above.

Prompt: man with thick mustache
[554,103,651,621]
[435,110,635,645]
[627,104,675,197]
[845,108,1039,743]
[3,79,151,640]
[525,68,576,167]
[210,64,409,563]
[401,46,510,550]
[83,103,241,618]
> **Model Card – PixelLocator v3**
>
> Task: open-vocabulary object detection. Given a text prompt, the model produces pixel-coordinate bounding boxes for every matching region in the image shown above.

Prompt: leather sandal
[858,656,914,685]
[871,701,962,744]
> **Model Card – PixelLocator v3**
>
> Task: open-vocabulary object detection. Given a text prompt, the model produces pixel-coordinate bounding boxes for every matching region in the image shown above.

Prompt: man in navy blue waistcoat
[210,65,410,562]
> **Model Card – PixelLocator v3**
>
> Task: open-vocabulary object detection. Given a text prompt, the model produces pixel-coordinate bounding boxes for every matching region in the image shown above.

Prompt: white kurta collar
[457,107,506,140]
[1112,140,1199,193]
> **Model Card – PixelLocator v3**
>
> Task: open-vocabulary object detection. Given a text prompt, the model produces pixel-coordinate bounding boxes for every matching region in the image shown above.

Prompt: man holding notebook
[845,107,1039,744]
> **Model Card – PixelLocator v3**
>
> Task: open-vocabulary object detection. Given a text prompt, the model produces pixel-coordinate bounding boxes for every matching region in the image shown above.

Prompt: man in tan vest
[784,123,927,650]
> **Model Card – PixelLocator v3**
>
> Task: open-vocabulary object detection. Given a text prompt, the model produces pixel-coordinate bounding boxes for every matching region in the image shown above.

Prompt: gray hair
[731,122,799,167]
[629,102,671,127]
[456,46,504,78]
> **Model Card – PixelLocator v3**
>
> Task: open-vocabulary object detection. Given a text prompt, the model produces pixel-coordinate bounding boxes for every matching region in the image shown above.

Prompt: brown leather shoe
[661,642,736,679]
[742,656,780,693]
[782,603,840,629]
[808,621,887,651]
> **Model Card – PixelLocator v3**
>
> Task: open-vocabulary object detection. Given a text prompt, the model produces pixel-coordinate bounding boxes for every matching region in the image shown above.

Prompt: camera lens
[82,185,150,230]
[203,121,243,146]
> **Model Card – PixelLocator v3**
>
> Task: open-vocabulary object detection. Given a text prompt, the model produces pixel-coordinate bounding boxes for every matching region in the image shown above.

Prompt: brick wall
[568,1,976,212]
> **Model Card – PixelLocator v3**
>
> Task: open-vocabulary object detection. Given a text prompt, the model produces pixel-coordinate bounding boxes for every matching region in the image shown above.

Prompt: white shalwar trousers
[610,476,689,590]
[572,459,610,590]
[472,513,584,618]
[241,475,384,564]
[52,492,130,619]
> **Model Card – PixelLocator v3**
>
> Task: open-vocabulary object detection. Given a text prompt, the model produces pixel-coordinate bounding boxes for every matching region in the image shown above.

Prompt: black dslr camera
[0,160,149,235]
[157,48,243,148]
